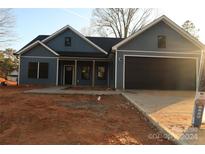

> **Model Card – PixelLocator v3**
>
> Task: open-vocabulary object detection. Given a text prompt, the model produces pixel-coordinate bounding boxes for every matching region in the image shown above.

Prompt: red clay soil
[0,86,173,145]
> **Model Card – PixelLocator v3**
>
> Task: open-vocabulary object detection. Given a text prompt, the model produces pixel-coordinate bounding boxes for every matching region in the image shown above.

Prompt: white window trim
[96,65,106,80]
[122,54,199,92]
[28,62,49,79]
[27,62,39,79]
[63,65,75,85]
[65,37,71,46]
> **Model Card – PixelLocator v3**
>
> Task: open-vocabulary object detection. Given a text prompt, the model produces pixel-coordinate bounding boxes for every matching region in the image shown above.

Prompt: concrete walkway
[25,86,121,95]
[122,90,205,144]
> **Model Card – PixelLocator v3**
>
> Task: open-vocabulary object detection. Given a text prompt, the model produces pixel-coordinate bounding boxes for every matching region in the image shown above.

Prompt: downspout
[193,48,205,127]
[17,55,21,85]
[198,49,205,91]
[114,48,117,89]
[56,58,59,86]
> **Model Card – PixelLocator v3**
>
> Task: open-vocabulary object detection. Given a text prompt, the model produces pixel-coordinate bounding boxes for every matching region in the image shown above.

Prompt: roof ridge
[86,36,123,39]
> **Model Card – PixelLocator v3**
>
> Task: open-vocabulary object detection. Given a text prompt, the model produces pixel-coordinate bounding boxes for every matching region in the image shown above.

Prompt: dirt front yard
[0,86,173,144]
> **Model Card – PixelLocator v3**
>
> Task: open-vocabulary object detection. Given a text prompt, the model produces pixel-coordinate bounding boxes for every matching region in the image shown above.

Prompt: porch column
[56,58,59,86]
[107,63,110,88]
[92,60,95,87]
[74,60,77,86]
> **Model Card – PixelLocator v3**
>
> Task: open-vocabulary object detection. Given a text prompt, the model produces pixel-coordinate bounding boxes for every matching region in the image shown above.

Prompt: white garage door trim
[118,49,202,55]
[123,54,199,91]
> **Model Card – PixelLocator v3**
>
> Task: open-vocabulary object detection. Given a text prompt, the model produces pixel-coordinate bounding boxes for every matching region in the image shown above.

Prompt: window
[81,66,90,80]
[39,63,48,79]
[158,35,166,48]
[97,66,106,80]
[28,62,38,78]
[65,37,71,46]
[28,62,49,79]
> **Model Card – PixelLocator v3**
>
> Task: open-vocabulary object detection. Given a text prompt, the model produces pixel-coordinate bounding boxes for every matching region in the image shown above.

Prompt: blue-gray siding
[21,44,57,57]
[116,21,202,89]
[46,28,103,54]
[19,57,57,85]
[119,21,199,51]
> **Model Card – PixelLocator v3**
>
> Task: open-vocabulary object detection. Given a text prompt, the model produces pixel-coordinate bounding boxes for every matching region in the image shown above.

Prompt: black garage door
[125,57,196,90]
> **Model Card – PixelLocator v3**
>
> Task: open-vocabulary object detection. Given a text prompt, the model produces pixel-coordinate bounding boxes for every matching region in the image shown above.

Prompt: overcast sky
[2,8,205,50]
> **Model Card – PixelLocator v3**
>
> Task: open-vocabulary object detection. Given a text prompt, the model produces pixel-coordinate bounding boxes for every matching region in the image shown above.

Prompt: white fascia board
[42,25,108,55]
[38,41,59,56]
[112,15,205,51]
[17,41,59,56]
[112,16,165,51]
[16,41,39,55]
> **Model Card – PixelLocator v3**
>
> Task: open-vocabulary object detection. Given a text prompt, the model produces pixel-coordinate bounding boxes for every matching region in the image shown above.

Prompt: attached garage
[124,56,197,90]
[113,16,204,90]
[112,15,204,128]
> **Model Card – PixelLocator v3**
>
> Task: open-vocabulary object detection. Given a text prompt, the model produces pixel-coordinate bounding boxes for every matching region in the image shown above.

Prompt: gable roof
[16,40,59,56]
[16,35,123,56]
[42,25,108,55]
[18,35,49,52]
[112,15,205,51]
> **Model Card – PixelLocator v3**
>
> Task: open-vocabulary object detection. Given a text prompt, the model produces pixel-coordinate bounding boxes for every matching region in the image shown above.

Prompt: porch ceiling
[58,57,113,61]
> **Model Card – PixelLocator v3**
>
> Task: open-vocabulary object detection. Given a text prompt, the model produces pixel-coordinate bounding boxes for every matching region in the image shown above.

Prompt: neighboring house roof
[8,70,18,76]
[7,70,18,77]
[112,15,205,51]
[16,35,123,56]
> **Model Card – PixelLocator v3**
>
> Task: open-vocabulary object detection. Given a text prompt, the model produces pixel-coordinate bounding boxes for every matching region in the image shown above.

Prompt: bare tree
[80,24,108,37]
[92,8,157,38]
[182,20,199,39]
[0,9,16,48]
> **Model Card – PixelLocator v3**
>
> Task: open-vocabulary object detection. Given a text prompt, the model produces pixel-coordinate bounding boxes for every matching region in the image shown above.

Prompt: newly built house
[15,15,205,90]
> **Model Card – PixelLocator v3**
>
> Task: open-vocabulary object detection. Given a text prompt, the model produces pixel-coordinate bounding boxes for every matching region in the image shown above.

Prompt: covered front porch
[57,57,114,88]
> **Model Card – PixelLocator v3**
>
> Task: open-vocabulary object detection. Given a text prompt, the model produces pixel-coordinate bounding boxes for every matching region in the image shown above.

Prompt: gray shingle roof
[18,35,123,56]
[86,37,123,54]
[18,35,49,51]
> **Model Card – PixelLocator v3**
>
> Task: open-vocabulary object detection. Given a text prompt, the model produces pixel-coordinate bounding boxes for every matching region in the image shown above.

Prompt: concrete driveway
[122,90,199,143]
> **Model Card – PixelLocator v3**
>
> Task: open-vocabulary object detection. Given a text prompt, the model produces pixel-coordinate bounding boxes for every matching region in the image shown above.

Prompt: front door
[64,65,73,85]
